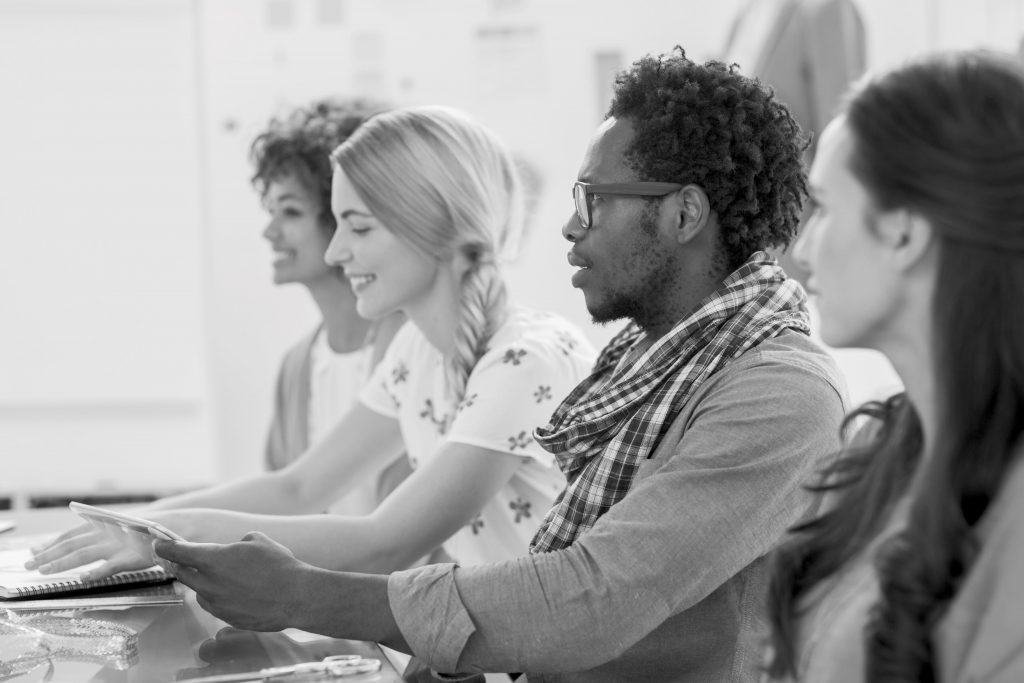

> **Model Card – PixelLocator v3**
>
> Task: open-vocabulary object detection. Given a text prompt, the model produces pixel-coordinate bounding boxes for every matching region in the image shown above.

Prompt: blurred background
[2,0,1022,506]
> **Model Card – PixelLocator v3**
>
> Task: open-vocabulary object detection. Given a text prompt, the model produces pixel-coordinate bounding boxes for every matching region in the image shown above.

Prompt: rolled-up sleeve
[388,563,478,673]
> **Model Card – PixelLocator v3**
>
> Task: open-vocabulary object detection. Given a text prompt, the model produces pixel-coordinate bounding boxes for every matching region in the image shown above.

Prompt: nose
[324,228,352,267]
[562,211,584,243]
[262,215,280,241]
[791,223,814,273]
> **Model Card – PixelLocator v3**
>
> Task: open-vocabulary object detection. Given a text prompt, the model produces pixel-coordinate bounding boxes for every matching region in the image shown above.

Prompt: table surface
[0,507,405,683]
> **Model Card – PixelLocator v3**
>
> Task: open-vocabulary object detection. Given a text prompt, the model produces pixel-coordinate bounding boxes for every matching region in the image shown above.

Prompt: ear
[665,185,712,245]
[450,244,476,281]
[876,209,935,272]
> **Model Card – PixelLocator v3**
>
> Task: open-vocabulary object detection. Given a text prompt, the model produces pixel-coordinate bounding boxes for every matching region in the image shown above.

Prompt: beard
[586,206,684,329]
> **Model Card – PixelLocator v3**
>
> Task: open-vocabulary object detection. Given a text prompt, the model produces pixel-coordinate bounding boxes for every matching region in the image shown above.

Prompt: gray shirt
[387,330,846,682]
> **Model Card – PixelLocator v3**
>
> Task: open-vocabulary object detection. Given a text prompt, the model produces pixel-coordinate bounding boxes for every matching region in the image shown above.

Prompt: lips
[567,251,591,269]
[346,273,377,292]
[567,251,591,288]
[272,249,295,265]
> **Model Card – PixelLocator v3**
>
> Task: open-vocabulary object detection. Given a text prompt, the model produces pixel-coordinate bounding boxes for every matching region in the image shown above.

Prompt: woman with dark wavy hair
[764,50,1024,681]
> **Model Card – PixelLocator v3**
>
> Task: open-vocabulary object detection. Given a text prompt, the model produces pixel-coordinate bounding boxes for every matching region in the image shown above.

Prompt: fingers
[30,523,92,554]
[31,542,119,575]
[80,551,151,582]
[27,527,111,569]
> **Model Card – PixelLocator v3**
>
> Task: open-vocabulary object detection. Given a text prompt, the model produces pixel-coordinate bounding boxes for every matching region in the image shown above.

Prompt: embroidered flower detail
[457,393,478,413]
[509,497,532,523]
[502,348,527,365]
[533,385,552,403]
[556,331,578,356]
[419,398,450,435]
[507,430,532,451]
[469,514,485,535]
[392,362,410,384]
[382,379,401,409]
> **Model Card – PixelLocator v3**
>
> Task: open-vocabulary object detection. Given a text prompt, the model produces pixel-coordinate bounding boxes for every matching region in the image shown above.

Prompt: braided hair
[331,106,523,402]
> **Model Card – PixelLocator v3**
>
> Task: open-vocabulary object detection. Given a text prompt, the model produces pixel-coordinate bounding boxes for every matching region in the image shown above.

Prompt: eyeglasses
[572,181,683,229]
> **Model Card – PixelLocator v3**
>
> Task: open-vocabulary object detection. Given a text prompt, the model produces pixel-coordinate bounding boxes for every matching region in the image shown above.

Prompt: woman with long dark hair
[765,50,1024,681]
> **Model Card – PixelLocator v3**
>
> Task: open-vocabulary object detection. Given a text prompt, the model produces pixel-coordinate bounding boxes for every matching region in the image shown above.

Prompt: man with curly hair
[155,51,847,682]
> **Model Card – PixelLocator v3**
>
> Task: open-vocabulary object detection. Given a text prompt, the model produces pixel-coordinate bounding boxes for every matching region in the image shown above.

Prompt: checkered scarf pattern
[530,252,810,553]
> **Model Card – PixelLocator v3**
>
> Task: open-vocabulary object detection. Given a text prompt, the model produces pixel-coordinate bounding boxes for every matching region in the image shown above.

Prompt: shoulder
[937,447,1024,680]
[476,307,596,373]
[278,326,321,374]
[698,329,847,410]
[977,448,1024,551]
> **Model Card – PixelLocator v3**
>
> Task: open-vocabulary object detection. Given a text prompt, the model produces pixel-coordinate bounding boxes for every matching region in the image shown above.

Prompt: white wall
[4,0,1024,494]
[0,0,215,495]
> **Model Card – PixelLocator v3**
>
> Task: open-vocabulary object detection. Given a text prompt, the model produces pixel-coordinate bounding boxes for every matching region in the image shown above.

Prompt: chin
[356,301,390,321]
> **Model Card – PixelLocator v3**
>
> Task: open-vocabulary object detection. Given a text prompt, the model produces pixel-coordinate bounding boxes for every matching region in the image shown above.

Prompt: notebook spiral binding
[9,568,169,599]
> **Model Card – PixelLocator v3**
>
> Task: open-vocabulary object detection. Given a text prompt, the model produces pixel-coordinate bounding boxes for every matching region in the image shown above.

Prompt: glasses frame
[572,181,684,229]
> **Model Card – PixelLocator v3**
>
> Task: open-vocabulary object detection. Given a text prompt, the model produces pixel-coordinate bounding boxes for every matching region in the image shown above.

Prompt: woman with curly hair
[765,50,1024,681]
[249,99,407,507]
[32,106,595,579]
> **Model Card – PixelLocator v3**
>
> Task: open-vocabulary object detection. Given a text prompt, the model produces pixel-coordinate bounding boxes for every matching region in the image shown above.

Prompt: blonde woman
[32,106,595,577]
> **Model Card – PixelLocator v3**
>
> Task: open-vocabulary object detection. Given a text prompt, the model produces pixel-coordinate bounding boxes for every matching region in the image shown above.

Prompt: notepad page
[0,549,104,591]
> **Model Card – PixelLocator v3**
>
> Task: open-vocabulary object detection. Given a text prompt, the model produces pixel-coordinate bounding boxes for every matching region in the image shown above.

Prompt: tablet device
[69,502,185,562]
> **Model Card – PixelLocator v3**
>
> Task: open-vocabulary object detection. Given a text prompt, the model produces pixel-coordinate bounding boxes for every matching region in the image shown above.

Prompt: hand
[26,523,152,580]
[154,532,311,632]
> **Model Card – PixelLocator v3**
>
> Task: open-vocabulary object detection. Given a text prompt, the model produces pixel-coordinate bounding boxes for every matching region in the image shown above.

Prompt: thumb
[240,531,286,550]
[153,539,207,568]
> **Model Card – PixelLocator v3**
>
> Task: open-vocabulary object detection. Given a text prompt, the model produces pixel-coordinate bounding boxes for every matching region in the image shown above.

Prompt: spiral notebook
[0,548,171,600]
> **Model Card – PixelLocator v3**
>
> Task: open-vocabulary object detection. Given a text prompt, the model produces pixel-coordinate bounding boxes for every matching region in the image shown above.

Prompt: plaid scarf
[530,252,810,553]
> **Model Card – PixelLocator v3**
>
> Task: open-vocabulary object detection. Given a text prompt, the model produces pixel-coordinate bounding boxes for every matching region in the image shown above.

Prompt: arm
[153,533,407,650]
[390,353,846,673]
[158,441,527,573]
[152,354,840,665]
[29,402,404,575]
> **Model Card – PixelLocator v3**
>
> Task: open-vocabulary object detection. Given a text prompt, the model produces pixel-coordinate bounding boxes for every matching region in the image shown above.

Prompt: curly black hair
[608,47,809,271]
[249,98,387,228]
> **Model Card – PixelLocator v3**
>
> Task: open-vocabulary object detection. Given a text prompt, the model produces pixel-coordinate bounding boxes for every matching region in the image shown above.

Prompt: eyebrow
[339,209,374,220]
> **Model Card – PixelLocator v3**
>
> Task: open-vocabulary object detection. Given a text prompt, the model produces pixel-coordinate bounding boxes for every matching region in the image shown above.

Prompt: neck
[306,275,372,353]
[405,269,463,357]
[880,327,938,469]
[639,270,724,342]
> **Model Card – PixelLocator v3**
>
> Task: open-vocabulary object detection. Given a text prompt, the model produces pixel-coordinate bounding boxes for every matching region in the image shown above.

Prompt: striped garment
[530,252,811,553]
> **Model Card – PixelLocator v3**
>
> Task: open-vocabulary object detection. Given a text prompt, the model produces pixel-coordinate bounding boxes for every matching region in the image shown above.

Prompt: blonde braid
[445,260,507,404]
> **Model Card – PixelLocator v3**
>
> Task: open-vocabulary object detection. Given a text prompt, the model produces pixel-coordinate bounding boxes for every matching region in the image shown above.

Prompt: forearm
[182,511,427,573]
[292,565,408,652]
[144,469,310,516]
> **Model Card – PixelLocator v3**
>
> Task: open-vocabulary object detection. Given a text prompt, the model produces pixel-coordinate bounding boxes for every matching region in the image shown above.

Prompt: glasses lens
[573,184,590,228]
